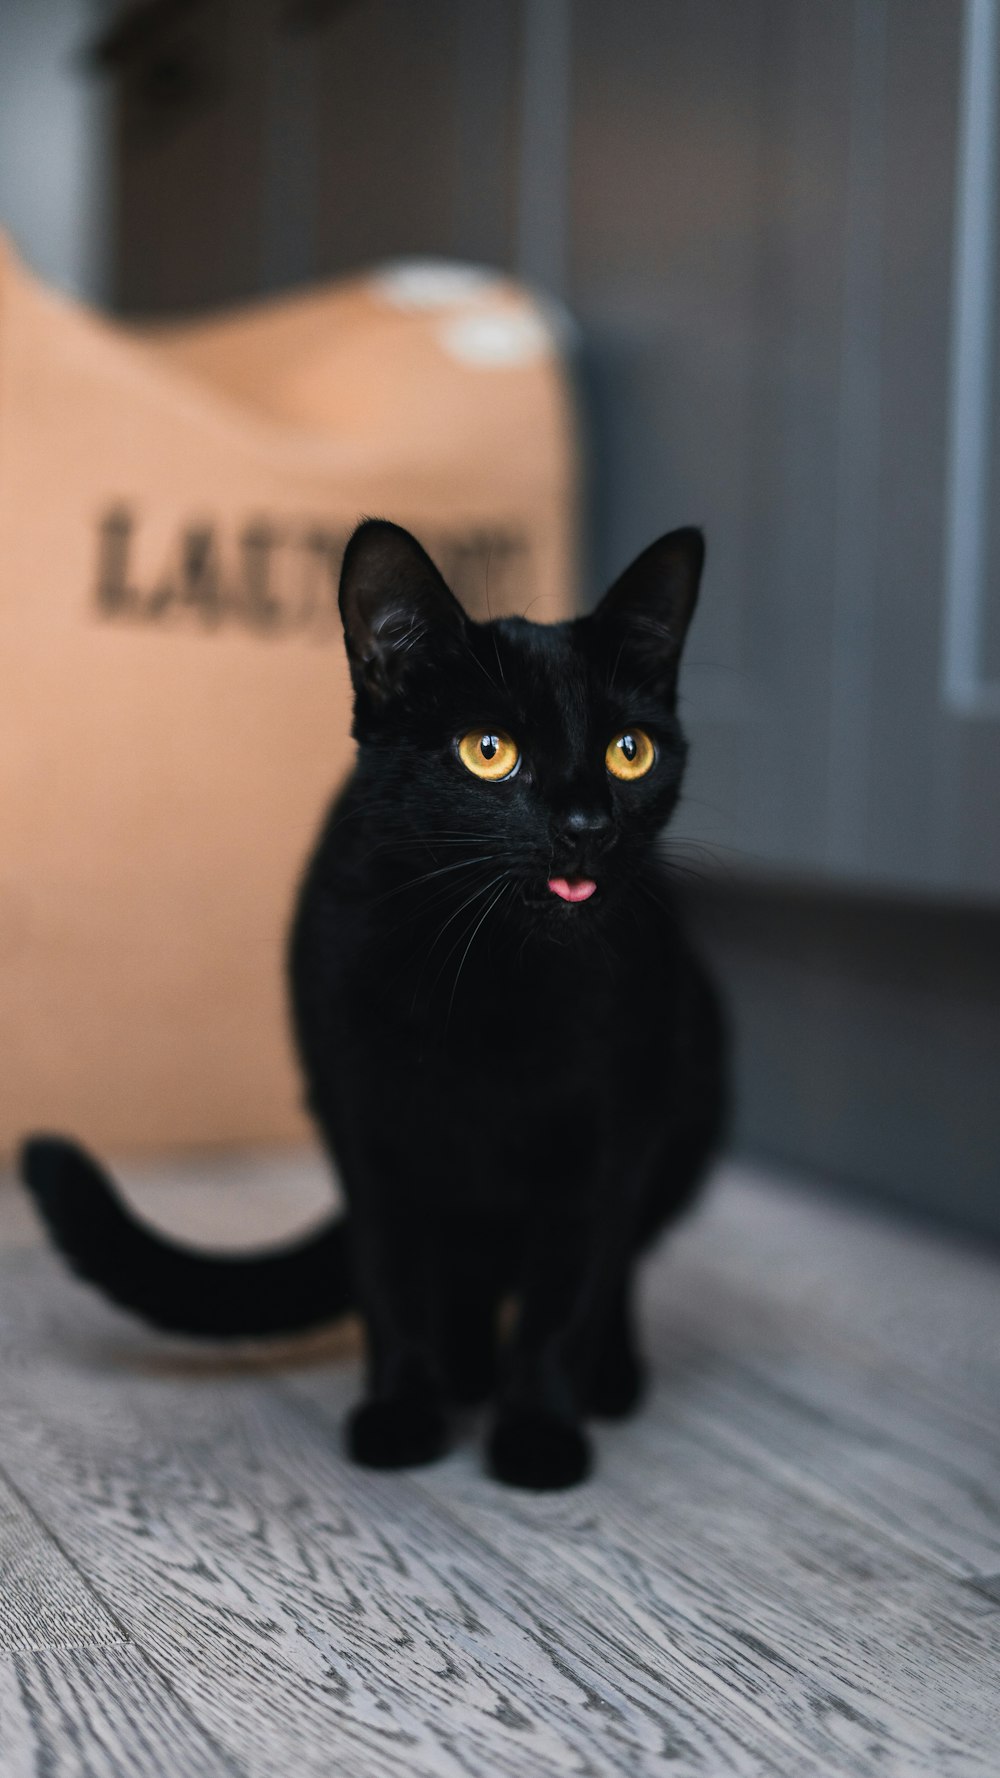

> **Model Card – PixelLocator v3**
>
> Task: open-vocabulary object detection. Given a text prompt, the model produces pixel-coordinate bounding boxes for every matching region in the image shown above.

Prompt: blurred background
[2,0,998,1238]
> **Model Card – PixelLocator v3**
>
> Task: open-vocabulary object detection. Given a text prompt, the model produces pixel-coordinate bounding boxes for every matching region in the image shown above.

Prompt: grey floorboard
[641,1290,1000,1579]
[0,1157,998,1776]
[0,1647,243,1778]
[669,1163,1000,1409]
[0,1467,122,1657]
[292,1373,1000,1778]
[0,1260,810,1778]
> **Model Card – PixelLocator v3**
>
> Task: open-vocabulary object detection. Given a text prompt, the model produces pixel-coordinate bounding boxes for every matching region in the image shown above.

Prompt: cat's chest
[353,931,661,1127]
[297,877,678,1135]
[387,1022,617,1211]
[296,894,689,1210]
[368,931,628,1053]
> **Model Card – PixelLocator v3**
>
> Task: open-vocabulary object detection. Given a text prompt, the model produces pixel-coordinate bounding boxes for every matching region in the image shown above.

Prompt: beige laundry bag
[0,244,578,1155]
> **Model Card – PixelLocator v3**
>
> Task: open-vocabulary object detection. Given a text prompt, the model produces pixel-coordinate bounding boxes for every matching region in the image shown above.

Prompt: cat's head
[338,519,703,924]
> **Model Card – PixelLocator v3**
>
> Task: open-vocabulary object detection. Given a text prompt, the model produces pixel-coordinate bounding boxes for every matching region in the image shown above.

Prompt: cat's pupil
[621,734,637,761]
[480,735,498,760]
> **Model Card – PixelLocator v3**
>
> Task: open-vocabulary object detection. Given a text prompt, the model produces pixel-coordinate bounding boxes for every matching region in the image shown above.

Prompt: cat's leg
[441,1274,500,1408]
[586,1273,647,1419]
[488,1204,631,1489]
[437,1221,509,1408]
[308,1106,452,1468]
[296,961,453,1468]
[345,1190,453,1469]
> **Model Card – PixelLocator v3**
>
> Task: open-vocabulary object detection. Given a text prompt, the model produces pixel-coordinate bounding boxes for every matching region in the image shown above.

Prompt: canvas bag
[0,244,578,1154]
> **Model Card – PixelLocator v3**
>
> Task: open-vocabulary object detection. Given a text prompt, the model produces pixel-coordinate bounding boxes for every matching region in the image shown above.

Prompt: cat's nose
[554,807,613,849]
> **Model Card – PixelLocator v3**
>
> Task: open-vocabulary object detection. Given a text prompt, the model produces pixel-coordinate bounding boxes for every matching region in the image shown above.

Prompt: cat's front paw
[488,1410,591,1490]
[347,1394,449,1470]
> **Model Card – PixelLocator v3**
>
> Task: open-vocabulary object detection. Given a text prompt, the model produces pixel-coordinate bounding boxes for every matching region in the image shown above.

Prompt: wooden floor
[1,1151,998,1777]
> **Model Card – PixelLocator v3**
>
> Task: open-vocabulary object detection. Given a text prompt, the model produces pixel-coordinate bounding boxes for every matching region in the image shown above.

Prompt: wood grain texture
[0,1262,813,1778]
[1,1158,999,1776]
[640,1304,1000,1580]
[293,1376,1000,1778]
[0,1468,121,1656]
[967,1574,1000,1608]
[0,1648,242,1777]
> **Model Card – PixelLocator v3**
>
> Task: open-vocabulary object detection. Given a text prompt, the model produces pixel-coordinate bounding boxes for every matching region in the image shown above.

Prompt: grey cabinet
[566,0,1000,902]
[106,0,1000,900]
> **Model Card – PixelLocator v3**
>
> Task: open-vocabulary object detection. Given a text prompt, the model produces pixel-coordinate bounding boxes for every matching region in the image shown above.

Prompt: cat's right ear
[339,520,467,701]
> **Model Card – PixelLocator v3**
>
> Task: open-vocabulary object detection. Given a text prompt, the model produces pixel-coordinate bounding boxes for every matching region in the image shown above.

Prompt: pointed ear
[339,519,467,701]
[592,527,705,684]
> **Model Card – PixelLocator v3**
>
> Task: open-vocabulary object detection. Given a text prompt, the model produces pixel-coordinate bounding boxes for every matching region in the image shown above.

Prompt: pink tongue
[547,876,597,903]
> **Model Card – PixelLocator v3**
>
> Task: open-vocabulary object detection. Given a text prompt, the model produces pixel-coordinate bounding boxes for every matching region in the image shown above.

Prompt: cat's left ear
[591,527,705,688]
[339,519,467,701]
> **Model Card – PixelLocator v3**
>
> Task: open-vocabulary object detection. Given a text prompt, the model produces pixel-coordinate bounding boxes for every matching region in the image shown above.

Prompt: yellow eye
[458,729,520,781]
[606,728,655,781]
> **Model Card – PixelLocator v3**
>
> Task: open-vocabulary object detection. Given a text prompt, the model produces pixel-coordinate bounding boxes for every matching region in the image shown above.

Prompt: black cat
[21,519,727,1490]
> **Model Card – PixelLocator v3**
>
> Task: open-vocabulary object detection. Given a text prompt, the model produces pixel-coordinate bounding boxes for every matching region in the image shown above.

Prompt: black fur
[19,1135,352,1338]
[21,519,726,1489]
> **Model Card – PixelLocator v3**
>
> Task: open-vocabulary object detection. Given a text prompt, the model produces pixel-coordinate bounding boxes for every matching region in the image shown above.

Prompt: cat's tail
[18,1135,354,1339]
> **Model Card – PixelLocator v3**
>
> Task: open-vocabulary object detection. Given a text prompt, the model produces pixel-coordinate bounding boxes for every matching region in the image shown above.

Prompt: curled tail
[19,1135,354,1340]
